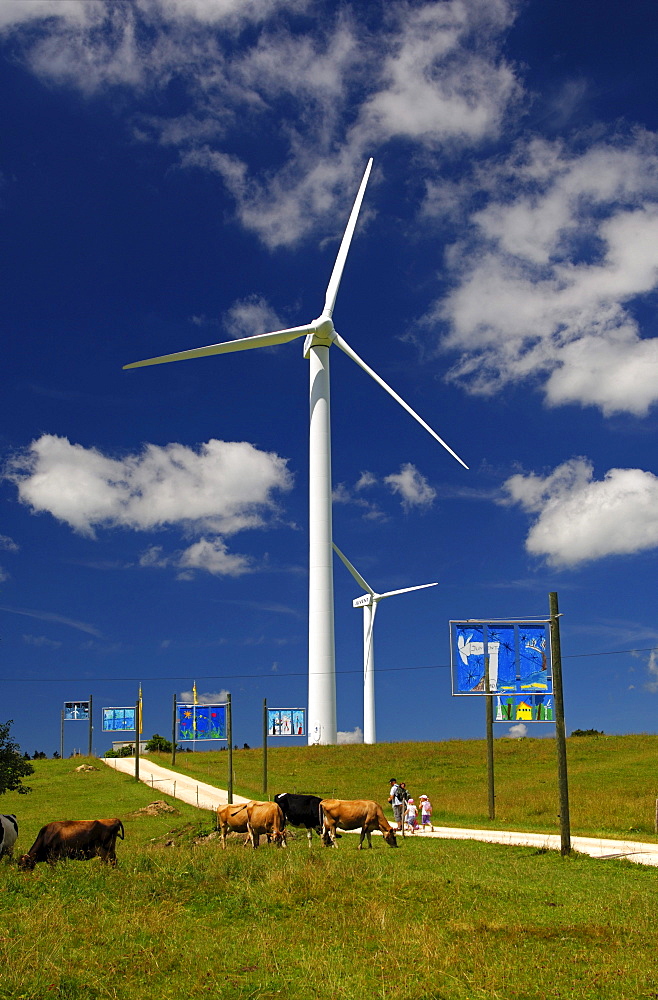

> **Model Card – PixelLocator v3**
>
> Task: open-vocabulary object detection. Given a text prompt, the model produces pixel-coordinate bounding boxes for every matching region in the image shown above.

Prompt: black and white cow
[0,815,18,861]
[274,793,328,846]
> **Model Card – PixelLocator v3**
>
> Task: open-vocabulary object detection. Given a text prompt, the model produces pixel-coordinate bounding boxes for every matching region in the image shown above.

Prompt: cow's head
[383,829,398,848]
[17,854,35,871]
[269,828,287,848]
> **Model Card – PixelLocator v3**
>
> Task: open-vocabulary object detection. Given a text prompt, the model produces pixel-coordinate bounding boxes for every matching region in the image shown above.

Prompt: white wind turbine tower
[333,543,437,744]
[124,158,468,745]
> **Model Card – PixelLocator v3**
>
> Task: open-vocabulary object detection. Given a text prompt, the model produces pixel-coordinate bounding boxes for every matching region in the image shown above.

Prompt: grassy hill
[149,733,658,841]
[0,744,657,999]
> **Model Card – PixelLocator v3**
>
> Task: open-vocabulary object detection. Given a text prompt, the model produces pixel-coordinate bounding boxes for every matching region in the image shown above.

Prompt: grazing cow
[320,799,398,849]
[0,815,18,861]
[246,801,287,849]
[18,819,125,870]
[274,792,324,846]
[216,802,253,849]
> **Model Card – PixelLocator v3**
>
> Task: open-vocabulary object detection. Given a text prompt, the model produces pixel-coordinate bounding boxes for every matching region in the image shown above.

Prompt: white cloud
[334,465,437,517]
[1,0,522,249]
[178,538,251,577]
[0,1,95,30]
[356,0,519,149]
[0,0,307,85]
[179,688,230,704]
[6,435,292,538]
[139,539,251,578]
[504,458,658,567]
[23,634,62,649]
[384,463,436,509]
[0,566,8,584]
[426,133,658,416]
[223,295,287,341]
[0,604,102,636]
[187,1,520,248]
[355,471,377,491]
[0,535,19,552]
[645,651,658,693]
[505,723,528,739]
[337,726,363,744]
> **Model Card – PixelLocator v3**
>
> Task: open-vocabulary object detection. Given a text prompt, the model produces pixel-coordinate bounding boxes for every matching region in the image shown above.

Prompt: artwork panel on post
[268,708,306,736]
[177,704,227,741]
[494,694,554,722]
[450,621,552,696]
[102,707,136,732]
[63,701,90,721]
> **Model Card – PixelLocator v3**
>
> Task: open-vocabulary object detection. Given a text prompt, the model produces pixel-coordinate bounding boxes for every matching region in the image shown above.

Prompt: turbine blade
[378,582,438,601]
[332,542,374,595]
[124,325,311,370]
[323,159,373,319]
[333,333,469,469]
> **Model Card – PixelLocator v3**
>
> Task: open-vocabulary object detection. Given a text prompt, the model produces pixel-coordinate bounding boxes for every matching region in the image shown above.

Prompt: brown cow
[18,819,125,870]
[246,801,287,848]
[320,799,398,849]
[216,801,253,849]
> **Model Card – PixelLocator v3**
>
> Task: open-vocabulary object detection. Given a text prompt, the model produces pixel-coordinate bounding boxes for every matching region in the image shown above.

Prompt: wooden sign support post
[549,591,571,856]
[485,656,495,820]
[227,694,233,804]
[171,693,177,766]
[262,698,268,798]
[134,697,140,784]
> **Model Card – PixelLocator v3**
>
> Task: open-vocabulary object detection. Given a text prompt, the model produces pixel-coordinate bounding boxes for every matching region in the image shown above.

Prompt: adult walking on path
[388,778,404,828]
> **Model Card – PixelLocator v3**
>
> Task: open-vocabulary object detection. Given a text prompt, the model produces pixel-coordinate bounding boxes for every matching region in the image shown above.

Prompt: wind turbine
[333,543,437,744]
[123,158,468,745]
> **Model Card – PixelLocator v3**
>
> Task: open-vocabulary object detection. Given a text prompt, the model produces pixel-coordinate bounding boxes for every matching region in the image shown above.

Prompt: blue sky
[2,0,658,756]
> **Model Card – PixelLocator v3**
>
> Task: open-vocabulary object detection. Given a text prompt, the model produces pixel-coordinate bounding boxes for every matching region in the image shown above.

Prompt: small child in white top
[419,794,433,831]
[405,798,418,832]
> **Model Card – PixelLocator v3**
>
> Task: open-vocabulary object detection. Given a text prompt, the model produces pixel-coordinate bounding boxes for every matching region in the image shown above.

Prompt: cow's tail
[117,821,125,840]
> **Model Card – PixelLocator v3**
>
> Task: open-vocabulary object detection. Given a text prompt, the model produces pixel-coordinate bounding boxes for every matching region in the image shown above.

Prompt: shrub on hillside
[0,720,33,795]
[145,733,173,753]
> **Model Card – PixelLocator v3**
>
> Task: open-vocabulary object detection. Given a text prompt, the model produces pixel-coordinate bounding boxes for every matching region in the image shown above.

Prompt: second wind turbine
[333,543,437,744]
[124,158,468,745]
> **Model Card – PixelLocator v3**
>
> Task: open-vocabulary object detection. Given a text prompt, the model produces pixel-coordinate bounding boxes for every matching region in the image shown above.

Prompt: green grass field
[153,733,658,841]
[1,741,657,999]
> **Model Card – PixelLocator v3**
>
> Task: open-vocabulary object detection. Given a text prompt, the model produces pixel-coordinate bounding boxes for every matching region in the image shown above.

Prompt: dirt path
[102,756,658,865]
[103,756,250,811]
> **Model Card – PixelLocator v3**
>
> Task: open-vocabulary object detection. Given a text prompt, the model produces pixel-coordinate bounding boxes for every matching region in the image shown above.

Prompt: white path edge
[102,757,658,866]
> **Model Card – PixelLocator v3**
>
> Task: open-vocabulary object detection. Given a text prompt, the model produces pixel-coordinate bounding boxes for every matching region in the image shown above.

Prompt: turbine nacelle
[303,315,336,358]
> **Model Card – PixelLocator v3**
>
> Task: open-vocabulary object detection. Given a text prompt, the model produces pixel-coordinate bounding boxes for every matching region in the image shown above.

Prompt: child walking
[405,798,418,833]
[419,794,433,831]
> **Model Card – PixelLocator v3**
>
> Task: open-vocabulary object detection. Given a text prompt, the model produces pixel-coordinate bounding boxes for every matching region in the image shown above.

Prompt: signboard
[267,708,306,736]
[102,707,136,732]
[450,621,551,697]
[494,694,554,722]
[177,704,227,741]
[63,701,90,721]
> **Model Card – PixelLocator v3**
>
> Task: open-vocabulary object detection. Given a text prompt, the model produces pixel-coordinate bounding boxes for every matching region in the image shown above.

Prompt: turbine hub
[313,316,335,341]
[303,316,336,358]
